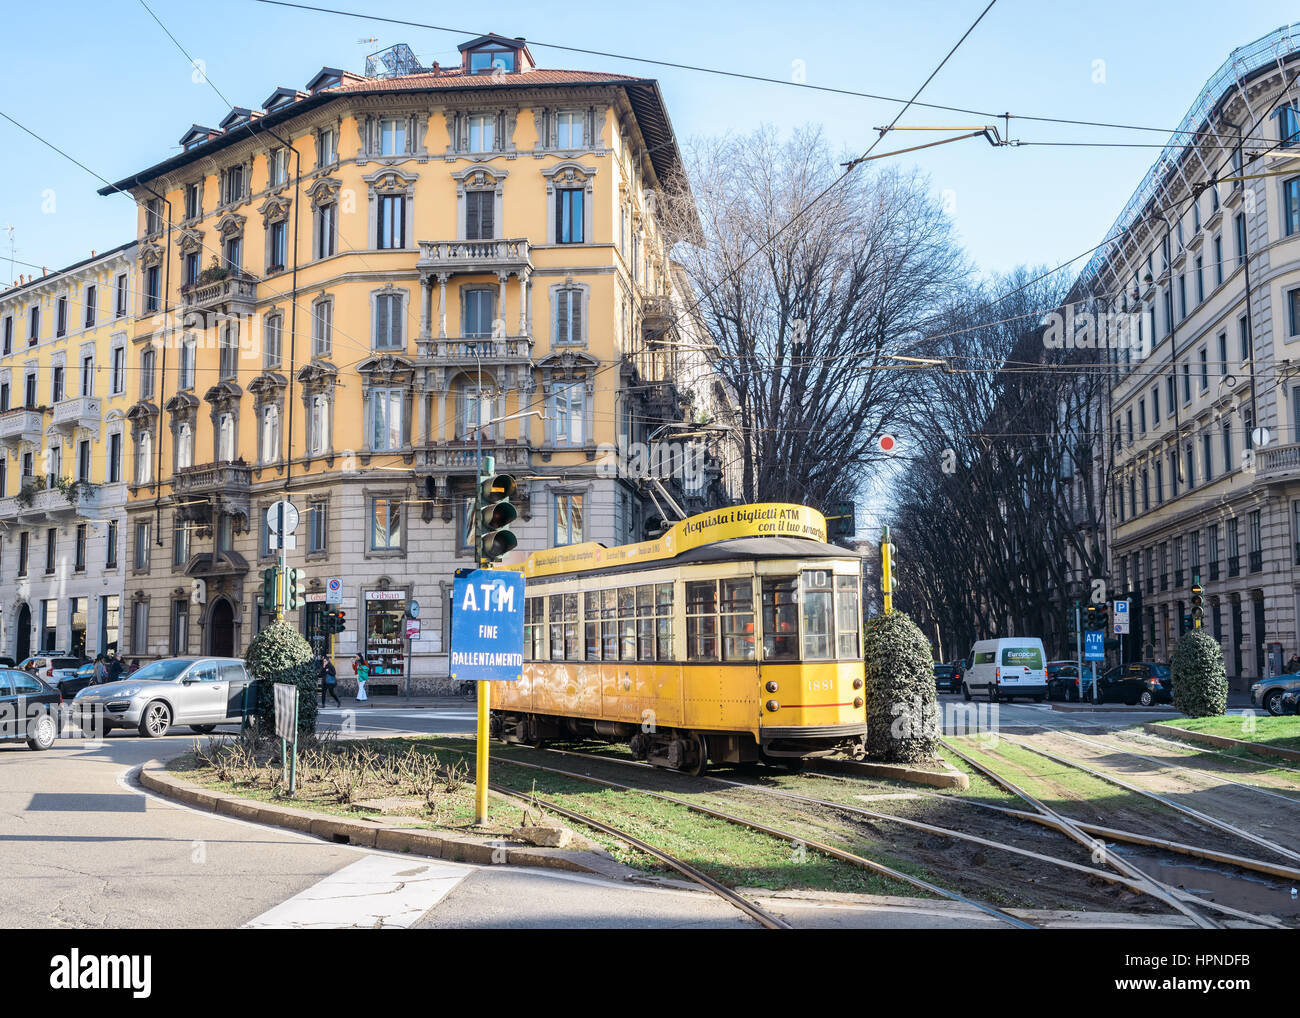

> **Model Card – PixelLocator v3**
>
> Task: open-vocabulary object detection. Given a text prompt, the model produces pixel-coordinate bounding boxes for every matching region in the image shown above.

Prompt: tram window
[836,576,860,658]
[601,588,619,660]
[548,595,564,661]
[656,582,673,660]
[618,586,636,660]
[801,571,835,660]
[636,585,656,660]
[685,580,718,661]
[584,591,600,660]
[525,596,546,660]
[720,578,755,660]
[763,577,799,661]
[563,592,580,660]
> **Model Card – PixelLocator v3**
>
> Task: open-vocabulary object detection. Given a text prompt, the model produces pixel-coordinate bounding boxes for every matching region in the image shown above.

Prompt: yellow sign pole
[475,680,490,824]
[881,525,894,614]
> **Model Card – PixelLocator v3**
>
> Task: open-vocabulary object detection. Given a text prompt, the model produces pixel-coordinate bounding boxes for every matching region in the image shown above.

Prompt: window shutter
[496,111,505,150]
[377,295,390,346]
[466,193,480,240]
[481,191,494,238]
[555,289,570,342]
[571,289,583,343]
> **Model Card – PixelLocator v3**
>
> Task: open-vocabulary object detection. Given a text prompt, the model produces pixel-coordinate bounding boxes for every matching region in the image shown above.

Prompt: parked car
[933,663,961,693]
[0,668,60,750]
[1045,661,1096,702]
[1250,674,1300,716]
[1280,688,1300,715]
[72,657,252,738]
[963,638,1048,702]
[0,657,15,668]
[57,662,99,699]
[1095,662,1172,706]
[19,655,85,691]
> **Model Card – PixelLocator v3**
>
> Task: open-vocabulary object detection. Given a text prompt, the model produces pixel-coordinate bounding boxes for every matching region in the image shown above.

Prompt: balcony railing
[179,272,258,314]
[1255,441,1300,480]
[51,395,102,437]
[1228,555,1241,577]
[172,461,252,496]
[416,238,532,274]
[1174,569,1184,587]
[1209,561,1220,581]
[1294,541,1300,566]
[0,407,46,449]
[421,442,530,473]
[423,336,533,364]
[1249,550,1263,573]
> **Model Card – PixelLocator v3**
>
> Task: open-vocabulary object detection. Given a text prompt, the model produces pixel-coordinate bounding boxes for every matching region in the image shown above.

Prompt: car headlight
[112,687,140,699]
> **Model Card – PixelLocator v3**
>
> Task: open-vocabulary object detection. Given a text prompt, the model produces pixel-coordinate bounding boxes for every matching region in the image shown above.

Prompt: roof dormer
[263,86,309,112]
[179,124,221,151]
[305,66,364,93]
[458,34,534,75]
[219,107,261,131]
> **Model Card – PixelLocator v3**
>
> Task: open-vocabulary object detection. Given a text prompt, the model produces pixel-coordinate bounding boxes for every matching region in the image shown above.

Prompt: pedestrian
[92,654,107,686]
[321,657,341,707]
[107,654,124,682]
[1287,653,1300,674]
[126,658,140,676]
[354,654,369,702]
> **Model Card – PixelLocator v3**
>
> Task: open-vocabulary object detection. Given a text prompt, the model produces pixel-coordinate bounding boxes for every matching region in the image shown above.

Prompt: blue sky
[0,0,1297,283]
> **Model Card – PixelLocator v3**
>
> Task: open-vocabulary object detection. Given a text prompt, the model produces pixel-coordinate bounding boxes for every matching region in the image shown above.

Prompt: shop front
[363,589,408,689]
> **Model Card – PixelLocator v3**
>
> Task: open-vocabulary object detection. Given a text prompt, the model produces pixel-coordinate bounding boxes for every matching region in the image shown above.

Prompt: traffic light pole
[474,349,490,827]
[277,502,288,622]
[1074,601,1083,703]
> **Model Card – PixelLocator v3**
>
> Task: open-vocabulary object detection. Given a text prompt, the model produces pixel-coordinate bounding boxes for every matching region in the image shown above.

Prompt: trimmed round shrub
[1170,630,1228,718]
[245,619,319,737]
[863,610,938,763]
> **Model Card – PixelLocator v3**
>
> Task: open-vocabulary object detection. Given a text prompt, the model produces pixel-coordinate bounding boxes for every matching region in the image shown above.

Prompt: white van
[963,638,1048,702]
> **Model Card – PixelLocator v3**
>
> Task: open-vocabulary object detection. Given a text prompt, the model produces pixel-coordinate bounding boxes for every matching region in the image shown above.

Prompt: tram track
[507,740,1289,928]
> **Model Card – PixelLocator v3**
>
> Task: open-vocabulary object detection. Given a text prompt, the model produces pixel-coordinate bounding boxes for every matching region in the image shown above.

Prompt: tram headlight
[765,699,780,713]
[852,677,864,690]
[854,697,864,709]
[765,680,779,693]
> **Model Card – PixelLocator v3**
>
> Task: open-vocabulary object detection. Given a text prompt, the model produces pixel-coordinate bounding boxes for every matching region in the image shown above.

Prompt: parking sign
[450,569,525,682]
[1114,598,1130,634]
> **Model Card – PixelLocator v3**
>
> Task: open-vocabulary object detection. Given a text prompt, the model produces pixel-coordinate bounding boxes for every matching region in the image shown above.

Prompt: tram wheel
[685,733,709,777]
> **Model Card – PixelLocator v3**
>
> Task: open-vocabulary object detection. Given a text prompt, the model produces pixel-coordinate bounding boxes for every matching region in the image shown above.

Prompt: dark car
[1280,688,1300,715]
[57,662,98,699]
[933,663,961,693]
[1045,661,1096,702]
[0,668,60,750]
[1095,662,1172,706]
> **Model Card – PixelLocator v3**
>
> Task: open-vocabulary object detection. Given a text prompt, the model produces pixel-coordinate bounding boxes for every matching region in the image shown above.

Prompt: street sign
[273,683,298,742]
[1084,630,1105,661]
[1113,598,1130,634]
[325,577,342,604]
[450,569,525,683]
[268,500,299,534]
[405,617,421,639]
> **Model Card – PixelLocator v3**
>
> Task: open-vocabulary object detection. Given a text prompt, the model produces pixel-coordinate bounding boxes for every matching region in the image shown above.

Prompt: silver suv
[72,657,252,738]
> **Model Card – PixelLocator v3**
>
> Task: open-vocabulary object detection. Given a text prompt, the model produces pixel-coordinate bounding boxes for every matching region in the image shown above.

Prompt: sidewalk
[316,695,475,710]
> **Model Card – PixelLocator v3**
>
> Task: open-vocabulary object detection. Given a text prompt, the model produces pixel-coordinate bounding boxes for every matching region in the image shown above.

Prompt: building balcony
[0,476,102,523]
[0,407,46,451]
[51,395,102,438]
[1254,442,1300,481]
[418,335,534,368]
[179,272,259,317]
[416,238,532,276]
[419,440,530,475]
[172,461,252,528]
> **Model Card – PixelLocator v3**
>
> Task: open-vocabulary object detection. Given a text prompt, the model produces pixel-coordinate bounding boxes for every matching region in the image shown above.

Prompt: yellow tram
[492,504,866,773]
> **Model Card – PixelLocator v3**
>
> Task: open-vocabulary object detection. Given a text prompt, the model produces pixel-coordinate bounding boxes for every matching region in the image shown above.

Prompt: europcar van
[963,638,1048,702]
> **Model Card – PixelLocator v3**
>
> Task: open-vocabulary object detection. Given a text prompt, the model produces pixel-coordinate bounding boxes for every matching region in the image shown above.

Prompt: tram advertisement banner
[520,503,828,578]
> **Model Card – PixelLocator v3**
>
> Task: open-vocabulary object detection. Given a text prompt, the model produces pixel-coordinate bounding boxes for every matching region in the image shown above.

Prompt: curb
[1143,722,1300,762]
[1049,704,1177,713]
[137,760,619,874]
[816,756,969,790]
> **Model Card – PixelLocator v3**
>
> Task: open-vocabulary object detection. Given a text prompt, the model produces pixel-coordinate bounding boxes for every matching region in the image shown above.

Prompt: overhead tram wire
[251,0,1256,146]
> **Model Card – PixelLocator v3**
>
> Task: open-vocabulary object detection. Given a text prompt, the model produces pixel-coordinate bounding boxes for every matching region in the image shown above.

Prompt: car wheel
[1263,689,1284,716]
[1138,690,1154,707]
[1044,685,1053,702]
[139,701,172,739]
[962,683,972,702]
[190,725,216,734]
[26,711,57,751]
[1032,696,1044,703]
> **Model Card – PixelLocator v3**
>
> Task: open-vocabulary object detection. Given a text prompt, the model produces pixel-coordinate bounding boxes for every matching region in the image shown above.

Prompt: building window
[317,126,337,168]
[1235,212,1247,266]
[369,497,402,551]
[555,110,585,149]
[108,432,122,482]
[1277,104,1300,147]
[461,288,496,337]
[185,181,201,220]
[553,493,583,546]
[184,250,200,286]
[309,394,330,456]
[17,531,28,577]
[467,113,495,152]
[106,520,118,568]
[379,117,406,155]
[376,193,406,249]
[135,430,153,484]
[264,313,283,368]
[269,148,288,187]
[549,381,586,446]
[131,600,148,656]
[176,421,193,470]
[111,346,125,394]
[179,334,196,389]
[77,439,90,482]
[171,601,190,656]
[145,265,161,313]
[1286,177,1300,237]
[553,287,585,344]
[369,388,405,451]
[309,501,328,554]
[1213,235,1223,285]
[1249,510,1263,572]
[115,274,128,317]
[312,299,332,356]
[140,347,156,399]
[56,295,67,337]
[145,198,163,235]
[216,411,236,461]
[28,305,39,344]
[556,188,584,243]
[174,519,190,567]
[223,236,242,272]
[219,323,239,379]
[51,364,64,403]
[315,202,337,259]
[469,48,514,74]
[260,404,279,463]
[465,190,495,240]
[268,220,287,272]
[374,291,404,349]
[1289,288,1300,337]
[2,316,10,355]
[223,164,245,205]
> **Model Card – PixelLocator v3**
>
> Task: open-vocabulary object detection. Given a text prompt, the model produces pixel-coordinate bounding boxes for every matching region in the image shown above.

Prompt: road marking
[243,854,470,929]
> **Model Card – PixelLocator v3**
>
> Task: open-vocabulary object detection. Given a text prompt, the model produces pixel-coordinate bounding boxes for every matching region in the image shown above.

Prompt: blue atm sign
[450,569,526,682]
[1084,630,1105,661]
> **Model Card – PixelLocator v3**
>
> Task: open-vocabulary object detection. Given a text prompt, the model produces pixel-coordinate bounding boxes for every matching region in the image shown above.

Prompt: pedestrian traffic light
[1191,576,1204,627]
[262,567,278,611]
[477,471,518,562]
[288,568,306,610]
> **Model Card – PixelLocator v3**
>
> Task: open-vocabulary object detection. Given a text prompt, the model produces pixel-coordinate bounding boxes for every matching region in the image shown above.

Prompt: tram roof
[511,503,859,582]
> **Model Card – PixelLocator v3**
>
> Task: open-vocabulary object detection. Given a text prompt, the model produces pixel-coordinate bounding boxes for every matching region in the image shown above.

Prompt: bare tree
[661,125,966,511]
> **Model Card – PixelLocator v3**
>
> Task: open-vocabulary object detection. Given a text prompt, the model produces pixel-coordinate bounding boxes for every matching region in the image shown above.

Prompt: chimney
[91,249,96,258]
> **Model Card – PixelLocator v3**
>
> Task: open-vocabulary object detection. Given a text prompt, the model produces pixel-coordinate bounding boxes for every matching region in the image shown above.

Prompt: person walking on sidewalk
[321,656,341,707]
[353,654,369,702]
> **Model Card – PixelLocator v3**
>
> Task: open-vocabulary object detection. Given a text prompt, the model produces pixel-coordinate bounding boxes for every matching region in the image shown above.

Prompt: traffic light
[288,568,306,610]
[477,470,518,562]
[1191,576,1204,627]
[322,608,345,634]
[1086,604,1097,629]
[1094,600,1109,632]
[262,567,278,611]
